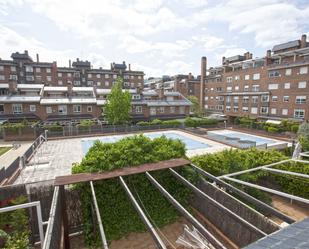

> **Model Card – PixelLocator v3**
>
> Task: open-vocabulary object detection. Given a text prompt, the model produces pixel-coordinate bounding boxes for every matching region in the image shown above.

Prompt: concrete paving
[0,140,32,170]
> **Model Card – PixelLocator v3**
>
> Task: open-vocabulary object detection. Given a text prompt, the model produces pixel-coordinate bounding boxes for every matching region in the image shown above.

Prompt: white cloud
[192,34,225,51]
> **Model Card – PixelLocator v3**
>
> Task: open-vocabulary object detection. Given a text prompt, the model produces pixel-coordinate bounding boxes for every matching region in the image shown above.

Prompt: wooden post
[60,185,70,249]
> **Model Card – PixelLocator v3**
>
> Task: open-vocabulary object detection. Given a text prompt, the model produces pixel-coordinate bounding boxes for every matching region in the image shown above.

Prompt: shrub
[290,125,299,133]
[161,120,182,126]
[43,124,63,132]
[72,135,195,245]
[184,117,197,128]
[297,122,309,151]
[267,127,279,133]
[136,121,149,126]
[150,119,162,125]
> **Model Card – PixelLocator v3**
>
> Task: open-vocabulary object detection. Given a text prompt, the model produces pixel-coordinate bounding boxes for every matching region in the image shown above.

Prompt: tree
[187,95,202,116]
[297,121,309,151]
[104,77,132,125]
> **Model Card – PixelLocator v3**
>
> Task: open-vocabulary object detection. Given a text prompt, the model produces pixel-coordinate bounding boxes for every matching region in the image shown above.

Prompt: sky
[0,0,308,78]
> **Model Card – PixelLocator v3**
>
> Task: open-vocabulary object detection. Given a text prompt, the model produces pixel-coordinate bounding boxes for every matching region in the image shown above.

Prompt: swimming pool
[207,129,285,149]
[81,131,211,155]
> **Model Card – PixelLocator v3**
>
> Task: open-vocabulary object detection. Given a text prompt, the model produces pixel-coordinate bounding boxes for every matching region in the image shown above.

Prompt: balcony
[267,58,309,70]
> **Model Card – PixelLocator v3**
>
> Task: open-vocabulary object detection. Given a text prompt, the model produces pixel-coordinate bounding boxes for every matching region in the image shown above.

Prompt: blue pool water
[222,132,276,146]
[81,132,211,155]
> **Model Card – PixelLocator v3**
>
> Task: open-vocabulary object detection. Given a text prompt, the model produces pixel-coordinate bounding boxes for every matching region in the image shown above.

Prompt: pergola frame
[217,158,309,205]
[50,156,308,249]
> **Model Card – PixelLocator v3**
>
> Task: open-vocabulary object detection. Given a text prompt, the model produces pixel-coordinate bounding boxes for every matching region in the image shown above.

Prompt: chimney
[68,81,73,96]
[36,53,39,63]
[266,50,271,58]
[249,53,253,59]
[69,60,71,68]
[200,57,207,108]
[129,63,131,71]
[24,50,28,55]
[188,72,193,80]
[222,56,226,65]
[301,34,307,48]
[77,58,79,62]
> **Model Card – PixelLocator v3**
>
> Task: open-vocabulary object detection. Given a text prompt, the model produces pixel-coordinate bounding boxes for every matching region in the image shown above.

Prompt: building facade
[203,34,309,121]
[0,51,191,122]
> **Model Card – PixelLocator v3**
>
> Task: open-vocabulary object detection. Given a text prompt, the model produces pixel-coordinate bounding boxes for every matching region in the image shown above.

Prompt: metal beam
[223,176,309,205]
[217,159,292,179]
[168,168,267,237]
[190,164,295,224]
[59,185,70,249]
[293,159,309,164]
[90,181,109,249]
[119,176,167,249]
[0,201,45,246]
[145,172,227,249]
[262,167,309,179]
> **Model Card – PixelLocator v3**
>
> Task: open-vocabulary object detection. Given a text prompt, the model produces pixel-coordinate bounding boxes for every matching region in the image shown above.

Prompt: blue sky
[0,0,308,77]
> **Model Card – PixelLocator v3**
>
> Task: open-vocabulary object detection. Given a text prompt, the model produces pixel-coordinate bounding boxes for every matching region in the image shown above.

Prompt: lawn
[0,146,12,156]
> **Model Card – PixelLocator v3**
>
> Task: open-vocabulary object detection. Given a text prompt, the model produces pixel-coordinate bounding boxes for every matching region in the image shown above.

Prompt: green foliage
[297,122,309,151]
[184,117,218,128]
[0,196,30,249]
[290,125,299,133]
[238,117,257,129]
[187,95,202,116]
[267,127,279,133]
[161,120,182,126]
[105,77,132,125]
[136,119,182,127]
[72,135,195,245]
[150,119,162,125]
[136,121,149,126]
[191,148,287,204]
[2,123,26,133]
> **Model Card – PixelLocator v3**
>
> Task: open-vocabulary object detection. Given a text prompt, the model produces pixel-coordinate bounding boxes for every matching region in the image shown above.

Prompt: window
[30,105,36,112]
[298,81,306,88]
[87,74,92,78]
[252,85,260,92]
[252,96,258,103]
[268,84,278,90]
[105,81,109,87]
[261,95,269,102]
[260,107,268,114]
[159,107,165,113]
[251,107,258,114]
[58,80,63,85]
[25,66,33,72]
[282,109,288,115]
[105,74,109,79]
[244,85,249,91]
[26,76,34,81]
[113,75,117,79]
[74,72,80,77]
[73,105,81,113]
[10,66,16,72]
[179,106,185,114]
[271,108,277,115]
[138,76,142,79]
[285,69,292,75]
[150,107,156,115]
[35,68,41,73]
[226,76,233,83]
[300,67,308,75]
[130,75,135,79]
[0,104,4,114]
[96,82,101,86]
[226,106,231,112]
[226,96,231,103]
[233,96,239,104]
[283,96,289,102]
[96,74,101,79]
[233,106,239,112]
[244,74,250,80]
[58,105,67,115]
[268,71,280,78]
[234,75,240,80]
[243,96,249,103]
[132,94,141,100]
[46,106,52,114]
[272,96,278,102]
[47,76,52,82]
[87,106,92,112]
[58,72,62,77]
[170,106,175,113]
[135,106,142,113]
[87,81,93,86]
[74,80,81,86]
[296,96,306,104]
[242,107,249,112]
[284,83,290,89]
[12,104,22,114]
[294,109,305,119]
[226,86,232,92]
[67,73,72,77]
[235,86,239,91]
[10,74,17,80]
[46,68,51,73]
[0,66,3,71]
[253,73,260,80]
[0,75,5,80]
[124,82,130,87]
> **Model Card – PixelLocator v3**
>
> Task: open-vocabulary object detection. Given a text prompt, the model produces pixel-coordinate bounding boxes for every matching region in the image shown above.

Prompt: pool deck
[14,130,230,184]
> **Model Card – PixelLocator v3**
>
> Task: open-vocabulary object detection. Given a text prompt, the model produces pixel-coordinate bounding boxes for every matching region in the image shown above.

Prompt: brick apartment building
[205,34,309,121]
[0,51,191,122]
[155,34,309,122]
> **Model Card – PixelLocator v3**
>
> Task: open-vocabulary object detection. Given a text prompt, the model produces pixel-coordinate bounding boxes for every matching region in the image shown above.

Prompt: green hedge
[72,135,195,246]
[136,119,182,127]
[184,117,218,128]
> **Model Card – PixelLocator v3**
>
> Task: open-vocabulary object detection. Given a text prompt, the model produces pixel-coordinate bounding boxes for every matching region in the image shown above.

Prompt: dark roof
[226,55,245,63]
[46,114,94,121]
[0,113,40,122]
[272,40,300,52]
[11,51,33,61]
[245,218,309,249]
[0,60,17,66]
[112,62,127,70]
[72,59,91,68]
